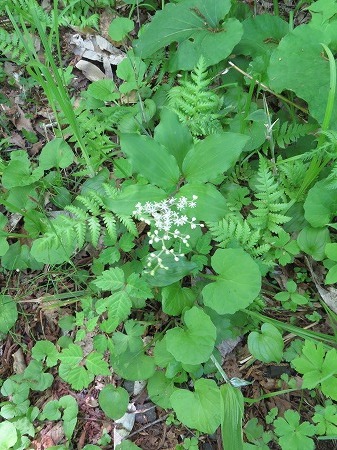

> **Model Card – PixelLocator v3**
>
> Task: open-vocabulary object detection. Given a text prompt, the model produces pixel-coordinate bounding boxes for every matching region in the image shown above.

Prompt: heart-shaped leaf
[99,385,129,419]
[202,249,261,315]
[165,307,216,365]
[170,378,221,433]
[248,323,284,363]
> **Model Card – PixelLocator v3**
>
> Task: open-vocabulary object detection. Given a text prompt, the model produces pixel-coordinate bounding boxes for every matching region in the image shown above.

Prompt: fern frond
[117,214,138,236]
[249,157,290,233]
[74,221,87,249]
[103,183,119,199]
[168,56,222,138]
[77,193,101,216]
[0,28,28,63]
[87,216,101,247]
[65,205,88,221]
[275,121,316,148]
[102,212,117,241]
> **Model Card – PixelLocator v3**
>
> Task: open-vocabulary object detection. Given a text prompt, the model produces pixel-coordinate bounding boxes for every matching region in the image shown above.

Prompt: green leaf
[325,242,337,261]
[112,350,155,381]
[297,226,330,261]
[165,307,216,365]
[134,0,242,70]
[161,283,195,316]
[87,79,119,101]
[143,253,197,287]
[147,371,177,409]
[116,50,147,94]
[109,17,134,41]
[116,441,141,450]
[248,323,284,363]
[98,385,129,419]
[93,268,125,291]
[292,340,337,400]
[2,150,43,188]
[178,183,229,222]
[58,364,94,390]
[39,138,75,170]
[202,249,261,315]
[268,25,335,127]
[170,378,221,433]
[220,384,244,450]
[274,410,315,450]
[0,421,18,450]
[59,395,78,441]
[120,134,180,190]
[326,264,337,284]
[86,352,110,376]
[31,341,59,367]
[0,295,18,336]
[154,109,193,170]
[182,133,248,183]
[304,180,337,227]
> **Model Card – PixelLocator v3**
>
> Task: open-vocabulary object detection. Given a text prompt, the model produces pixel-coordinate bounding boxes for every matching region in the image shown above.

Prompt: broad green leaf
[202,249,261,315]
[182,133,248,183]
[161,283,195,316]
[248,323,284,363]
[59,344,83,366]
[105,184,166,215]
[268,25,335,127]
[0,295,18,336]
[98,385,129,419]
[86,352,110,376]
[178,183,229,221]
[39,138,74,170]
[326,264,337,284]
[134,0,242,70]
[220,384,244,450]
[297,226,330,261]
[325,242,337,261]
[112,350,155,381]
[109,17,134,41]
[154,109,193,170]
[147,371,177,409]
[2,150,43,188]
[31,234,76,265]
[144,253,197,287]
[0,421,18,450]
[94,268,125,291]
[116,50,147,94]
[170,378,221,433]
[236,14,288,59]
[116,441,141,450]
[87,79,119,101]
[31,341,59,367]
[106,291,132,323]
[0,213,9,257]
[165,307,216,365]
[59,395,78,441]
[304,180,337,227]
[120,134,180,190]
[58,364,94,390]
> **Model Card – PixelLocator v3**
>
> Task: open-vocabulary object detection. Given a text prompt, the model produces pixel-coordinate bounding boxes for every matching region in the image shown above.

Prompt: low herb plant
[2,0,337,448]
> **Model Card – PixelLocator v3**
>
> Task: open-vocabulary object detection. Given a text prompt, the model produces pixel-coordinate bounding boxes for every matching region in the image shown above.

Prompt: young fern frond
[101,212,117,241]
[249,157,290,234]
[117,214,138,236]
[168,56,222,138]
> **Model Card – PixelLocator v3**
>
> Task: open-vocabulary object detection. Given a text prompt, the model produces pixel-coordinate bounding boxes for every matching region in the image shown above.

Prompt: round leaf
[109,17,134,41]
[0,421,17,449]
[0,295,18,335]
[202,249,261,315]
[39,138,74,170]
[98,385,129,419]
[248,323,284,363]
[147,371,177,409]
[170,379,221,433]
[165,307,216,365]
[297,226,330,261]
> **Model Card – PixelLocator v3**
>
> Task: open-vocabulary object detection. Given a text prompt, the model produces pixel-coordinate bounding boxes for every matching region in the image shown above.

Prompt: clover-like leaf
[170,379,221,433]
[165,307,216,365]
[202,249,261,315]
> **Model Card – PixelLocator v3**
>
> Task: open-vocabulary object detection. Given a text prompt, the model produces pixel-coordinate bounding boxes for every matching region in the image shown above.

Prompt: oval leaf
[98,385,129,419]
[248,323,284,363]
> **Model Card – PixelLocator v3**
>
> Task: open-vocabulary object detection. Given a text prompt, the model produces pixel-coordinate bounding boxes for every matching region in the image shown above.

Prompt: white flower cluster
[133,196,203,275]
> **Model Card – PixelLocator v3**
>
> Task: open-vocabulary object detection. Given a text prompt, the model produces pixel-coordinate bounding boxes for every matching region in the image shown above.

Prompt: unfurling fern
[207,215,270,257]
[249,157,290,234]
[168,56,222,138]
[274,121,316,148]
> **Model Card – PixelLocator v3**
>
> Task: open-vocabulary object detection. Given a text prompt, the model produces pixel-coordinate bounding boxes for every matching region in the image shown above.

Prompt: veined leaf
[120,134,180,190]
